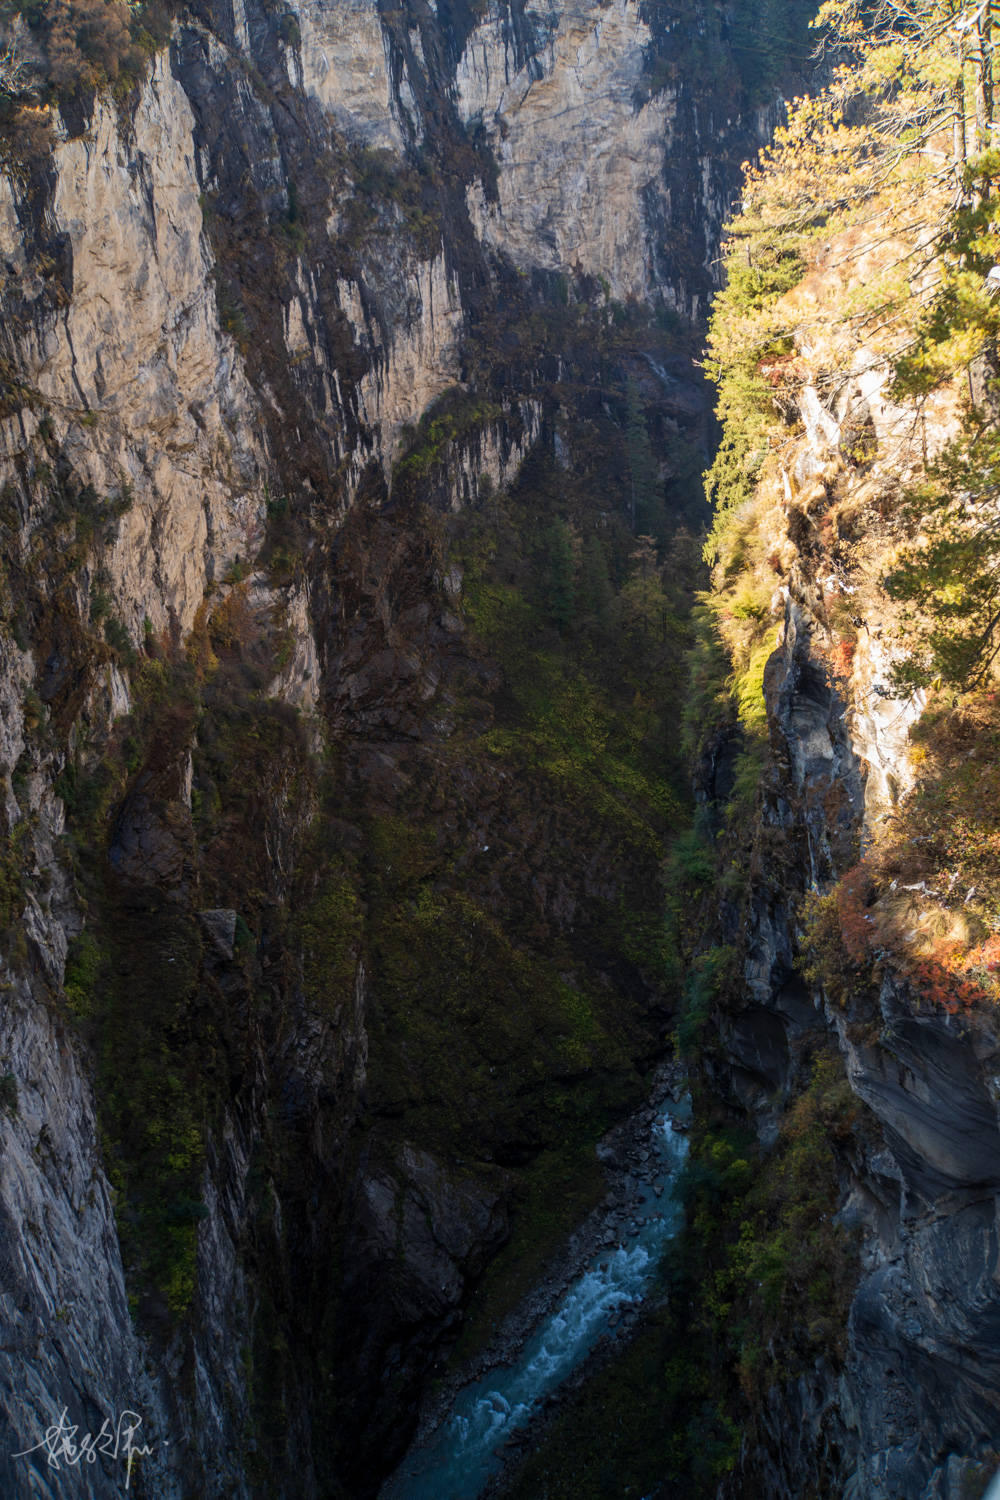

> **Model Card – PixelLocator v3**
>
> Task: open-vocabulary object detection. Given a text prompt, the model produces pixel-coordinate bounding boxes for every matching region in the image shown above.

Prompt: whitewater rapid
[382,1096,691,1500]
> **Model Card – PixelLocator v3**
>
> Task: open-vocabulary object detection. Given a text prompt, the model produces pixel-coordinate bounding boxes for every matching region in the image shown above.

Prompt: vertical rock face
[0,970,163,1500]
[458,0,672,301]
[290,0,409,150]
[706,363,1000,1500]
[0,49,266,1500]
[0,53,266,639]
[0,3,779,1496]
[335,252,463,458]
[454,0,765,312]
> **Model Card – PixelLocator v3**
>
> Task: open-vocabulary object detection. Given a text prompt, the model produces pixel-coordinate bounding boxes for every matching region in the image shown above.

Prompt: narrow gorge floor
[383,1080,691,1500]
[4,2,1000,1498]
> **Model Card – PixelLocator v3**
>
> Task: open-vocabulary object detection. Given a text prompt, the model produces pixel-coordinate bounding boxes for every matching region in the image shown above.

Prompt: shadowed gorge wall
[10,3,995,1499]
[0,1,810,1495]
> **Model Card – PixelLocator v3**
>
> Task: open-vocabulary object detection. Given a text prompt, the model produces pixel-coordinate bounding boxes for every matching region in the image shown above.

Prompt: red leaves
[829,637,856,679]
[834,863,875,965]
[968,933,1000,972]
[904,956,986,1014]
[817,861,995,1011]
[756,353,807,388]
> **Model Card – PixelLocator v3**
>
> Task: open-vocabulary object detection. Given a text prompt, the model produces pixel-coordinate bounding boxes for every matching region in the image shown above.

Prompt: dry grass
[804,689,1000,1010]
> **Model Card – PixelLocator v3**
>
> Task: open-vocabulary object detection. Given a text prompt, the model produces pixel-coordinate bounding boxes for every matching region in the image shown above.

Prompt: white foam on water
[381,1101,690,1500]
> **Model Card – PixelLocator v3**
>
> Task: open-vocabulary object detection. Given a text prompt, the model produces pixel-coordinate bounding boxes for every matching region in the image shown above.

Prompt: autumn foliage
[828,637,856,679]
[2,0,174,107]
[803,691,1000,1012]
[45,0,137,93]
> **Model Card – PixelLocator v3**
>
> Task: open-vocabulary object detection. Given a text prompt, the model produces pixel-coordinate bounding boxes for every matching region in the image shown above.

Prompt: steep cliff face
[713,584,1000,1499]
[486,53,1000,1484]
[691,209,1000,1498]
[0,2,789,1495]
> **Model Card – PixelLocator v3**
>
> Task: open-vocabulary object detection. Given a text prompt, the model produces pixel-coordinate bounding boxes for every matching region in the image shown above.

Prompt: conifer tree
[886,421,1000,686]
[625,378,662,538]
[545,518,576,633]
[579,533,615,636]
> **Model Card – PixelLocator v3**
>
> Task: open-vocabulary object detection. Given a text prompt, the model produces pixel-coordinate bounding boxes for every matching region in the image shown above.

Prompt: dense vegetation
[548,3,1000,1493]
[329,358,708,1372]
[700,0,1000,1008]
[0,0,174,100]
[7,0,1000,1491]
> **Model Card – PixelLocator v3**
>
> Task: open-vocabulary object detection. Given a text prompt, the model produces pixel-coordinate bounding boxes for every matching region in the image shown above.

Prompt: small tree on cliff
[886,417,1000,686]
[704,0,999,552]
[6,0,150,101]
[545,518,576,633]
[625,378,662,537]
[815,0,996,176]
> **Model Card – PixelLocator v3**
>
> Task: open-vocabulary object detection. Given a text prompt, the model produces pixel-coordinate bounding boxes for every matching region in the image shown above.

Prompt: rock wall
[0,1,786,1495]
[0,52,266,640]
[459,0,672,303]
[456,0,769,315]
[707,365,1000,1500]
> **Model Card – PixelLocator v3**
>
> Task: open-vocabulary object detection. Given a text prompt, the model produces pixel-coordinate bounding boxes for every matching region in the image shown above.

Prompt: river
[381,1093,691,1500]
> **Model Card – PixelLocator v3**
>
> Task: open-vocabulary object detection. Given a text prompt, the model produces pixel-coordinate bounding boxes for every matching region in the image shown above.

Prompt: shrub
[103,614,137,664]
[45,0,138,93]
[801,693,1000,1012]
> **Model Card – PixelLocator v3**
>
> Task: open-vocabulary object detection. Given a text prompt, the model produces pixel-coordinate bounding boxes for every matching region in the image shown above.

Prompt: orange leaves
[905,955,990,1013]
[807,858,998,1011]
[967,933,1000,973]
[757,352,807,388]
[208,585,258,656]
[829,637,856,679]
[45,0,138,93]
[803,706,1000,1013]
[833,863,876,965]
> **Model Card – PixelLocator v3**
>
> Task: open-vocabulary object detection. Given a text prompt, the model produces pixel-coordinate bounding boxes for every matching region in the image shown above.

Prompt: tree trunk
[955,29,968,186]
[975,0,994,154]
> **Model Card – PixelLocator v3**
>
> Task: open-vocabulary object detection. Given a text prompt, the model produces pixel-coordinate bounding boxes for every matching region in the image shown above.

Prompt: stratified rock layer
[0,2,760,1496]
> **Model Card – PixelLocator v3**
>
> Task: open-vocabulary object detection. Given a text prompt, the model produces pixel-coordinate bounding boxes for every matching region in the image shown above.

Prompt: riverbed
[381,1091,691,1500]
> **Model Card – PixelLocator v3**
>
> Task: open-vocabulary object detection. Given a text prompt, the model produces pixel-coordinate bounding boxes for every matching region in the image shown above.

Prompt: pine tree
[886,419,1000,686]
[545,518,576,633]
[625,378,662,537]
[578,533,615,636]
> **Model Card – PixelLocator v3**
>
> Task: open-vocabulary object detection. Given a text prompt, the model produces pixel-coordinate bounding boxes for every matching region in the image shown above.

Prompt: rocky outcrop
[459,0,673,302]
[0,958,178,1500]
[0,0,784,1494]
[708,368,1000,1500]
[290,0,412,150]
[457,0,772,315]
[0,52,266,643]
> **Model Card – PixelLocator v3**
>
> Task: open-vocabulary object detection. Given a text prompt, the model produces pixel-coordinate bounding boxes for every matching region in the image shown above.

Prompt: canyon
[0,1,997,1497]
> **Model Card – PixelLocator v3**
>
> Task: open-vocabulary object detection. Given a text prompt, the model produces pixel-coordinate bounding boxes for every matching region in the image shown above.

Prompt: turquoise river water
[382,1095,691,1500]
